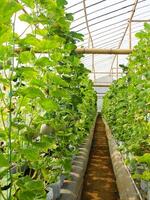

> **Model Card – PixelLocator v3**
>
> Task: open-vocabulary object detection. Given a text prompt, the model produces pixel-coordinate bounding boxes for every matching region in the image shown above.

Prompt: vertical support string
[83,0,96,82]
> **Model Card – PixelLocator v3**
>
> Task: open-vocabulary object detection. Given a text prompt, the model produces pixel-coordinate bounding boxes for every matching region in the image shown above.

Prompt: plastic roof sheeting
[66,0,150,84]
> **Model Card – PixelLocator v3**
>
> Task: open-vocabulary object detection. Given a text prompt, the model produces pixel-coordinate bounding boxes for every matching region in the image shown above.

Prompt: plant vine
[0,0,97,199]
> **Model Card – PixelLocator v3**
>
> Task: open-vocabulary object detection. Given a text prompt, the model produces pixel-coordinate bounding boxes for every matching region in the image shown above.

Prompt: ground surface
[81,116,120,200]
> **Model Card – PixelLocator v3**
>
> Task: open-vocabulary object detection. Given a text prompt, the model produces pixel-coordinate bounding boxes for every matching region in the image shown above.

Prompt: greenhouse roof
[66,0,150,84]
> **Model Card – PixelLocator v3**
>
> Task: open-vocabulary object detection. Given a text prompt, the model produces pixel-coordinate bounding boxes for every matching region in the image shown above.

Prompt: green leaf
[39,98,59,112]
[17,176,46,199]
[48,73,68,87]
[0,0,22,23]
[0,75,9,85]
[19,13,35,24]
[15,67,38,80]
[51,51,63,62]
[20,34,40,48]
[0,24,12,44]
[137,153,150,165]
[35,57,51,67]
[0,46,12,61]
[135,31,147,39]
[21,0,35,9]
[17,87,45,99]
[19,51,35,64]
[0,129,6,140]
[18,191,35,200]
[66,13,74,21]
[0,152,9,167]
[70,31,84,41]
[144,23,150,31]
[36,28,48,36]
[30,79,45,88]
[141,170,150,181]
[64,43,76,51]
[36,38,60,51]
[21,147,39,161]
[70,56,80,66]
[51,88,70,99]
[56,0,67,8]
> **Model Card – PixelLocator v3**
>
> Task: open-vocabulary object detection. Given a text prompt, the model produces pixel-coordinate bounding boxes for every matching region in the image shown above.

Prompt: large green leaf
[20,34,40,48]
[51,88,70,99]
[36,28,48,36]
[0,46,12,61]
[39,98,58,112]
[19,13,35,24]
[36,39,60,51]
[17,87,45,99]
[35,57,51,67]
[19,51,35,64]
[15,67,38,80]
[0,24,12,44]
[17,176,46,200]
[21,147,39,161]
[48,73,68,87]
[0,0,22,23]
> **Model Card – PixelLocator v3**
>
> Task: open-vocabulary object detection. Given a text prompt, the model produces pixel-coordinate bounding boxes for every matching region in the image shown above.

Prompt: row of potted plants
[102,23,150,199]
[0,0,97,199]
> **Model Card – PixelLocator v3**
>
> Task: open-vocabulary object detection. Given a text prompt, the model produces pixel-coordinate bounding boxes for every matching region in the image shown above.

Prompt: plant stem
[7,13,17,200]
[8,70,13,200]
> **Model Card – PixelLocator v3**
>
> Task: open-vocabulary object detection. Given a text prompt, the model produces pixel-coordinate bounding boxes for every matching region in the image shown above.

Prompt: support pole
[76,48,132,54]
[129,21,132,49]
[131,19,150,22]
[83,0,96,81]
[110,0,139,73]
[116,55,118,79]
[15,48,133,54]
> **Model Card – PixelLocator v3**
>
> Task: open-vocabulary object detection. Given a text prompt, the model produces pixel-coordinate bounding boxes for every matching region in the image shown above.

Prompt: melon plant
[102,23,150,183]
[0,0,97,199]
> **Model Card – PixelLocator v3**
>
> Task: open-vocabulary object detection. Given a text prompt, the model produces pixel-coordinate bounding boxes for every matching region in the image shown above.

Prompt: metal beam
[15,48,132,55]
[83,0,96,81]
[131,19,150,22]
[110,0,139,72]
[76,48,132,54]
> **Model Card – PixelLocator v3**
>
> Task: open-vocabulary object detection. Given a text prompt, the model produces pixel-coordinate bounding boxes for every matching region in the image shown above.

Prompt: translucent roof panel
[66,0,150,83]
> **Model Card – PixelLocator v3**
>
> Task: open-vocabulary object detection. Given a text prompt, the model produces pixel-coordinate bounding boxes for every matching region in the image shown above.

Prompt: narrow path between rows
[81,116,120,200]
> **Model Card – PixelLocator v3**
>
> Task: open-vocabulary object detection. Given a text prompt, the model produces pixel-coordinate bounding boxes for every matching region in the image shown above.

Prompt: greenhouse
[0,0,149,200]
